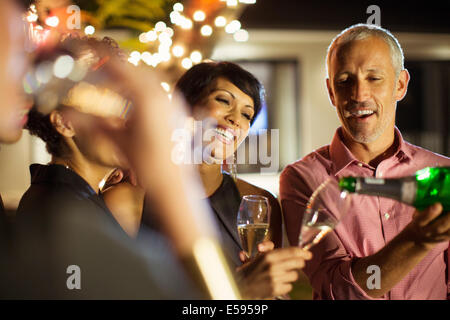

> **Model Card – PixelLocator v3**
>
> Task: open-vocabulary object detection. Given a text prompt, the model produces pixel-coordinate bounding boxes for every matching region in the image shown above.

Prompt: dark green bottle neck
[339,176,410,204]
[339,177,357,193]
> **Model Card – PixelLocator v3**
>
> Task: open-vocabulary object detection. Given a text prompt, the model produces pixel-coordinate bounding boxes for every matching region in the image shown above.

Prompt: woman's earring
[229,152,237,182]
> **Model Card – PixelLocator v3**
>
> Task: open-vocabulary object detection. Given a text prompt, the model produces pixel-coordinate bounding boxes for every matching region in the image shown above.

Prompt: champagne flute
[237,195,270,258]
[299,178,352,250]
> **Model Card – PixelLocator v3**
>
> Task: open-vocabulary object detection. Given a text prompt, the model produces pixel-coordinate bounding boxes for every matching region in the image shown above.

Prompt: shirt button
[357,163,363,167]
[384,213,390,220]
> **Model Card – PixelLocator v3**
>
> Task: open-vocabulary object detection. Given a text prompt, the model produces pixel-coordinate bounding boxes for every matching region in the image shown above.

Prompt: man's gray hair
[326,23,404,78]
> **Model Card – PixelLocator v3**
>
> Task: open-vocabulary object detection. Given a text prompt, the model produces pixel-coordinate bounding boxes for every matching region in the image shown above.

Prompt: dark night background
[240,0,450,33]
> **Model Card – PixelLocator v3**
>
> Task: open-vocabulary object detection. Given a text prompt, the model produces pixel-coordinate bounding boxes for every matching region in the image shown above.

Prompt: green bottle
[339,166,450,211]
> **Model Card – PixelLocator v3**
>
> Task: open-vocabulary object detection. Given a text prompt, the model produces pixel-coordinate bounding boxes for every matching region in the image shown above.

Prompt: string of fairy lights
[128,0,257,69]
[25,3,97,49]
[24,1,256,94]
[24,1,257,71]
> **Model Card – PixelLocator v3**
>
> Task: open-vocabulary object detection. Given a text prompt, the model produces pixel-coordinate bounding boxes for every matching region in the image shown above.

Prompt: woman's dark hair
[175,61,265,125]
[26,108,68,157]
[25,36,124,157]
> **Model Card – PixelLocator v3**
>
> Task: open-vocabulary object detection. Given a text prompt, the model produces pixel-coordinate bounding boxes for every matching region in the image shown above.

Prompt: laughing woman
[103,62,311,299]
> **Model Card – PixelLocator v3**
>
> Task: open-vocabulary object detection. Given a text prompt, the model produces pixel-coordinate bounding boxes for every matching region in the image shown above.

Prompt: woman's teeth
[214,128,234,143]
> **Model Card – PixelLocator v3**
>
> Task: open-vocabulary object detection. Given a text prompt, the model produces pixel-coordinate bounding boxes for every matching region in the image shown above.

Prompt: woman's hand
[238,240,275,264]
[236,241,312,299]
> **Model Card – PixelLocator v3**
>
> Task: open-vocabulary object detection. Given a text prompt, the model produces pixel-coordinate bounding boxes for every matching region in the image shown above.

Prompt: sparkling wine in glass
[299,178,352,250]
[237,195,270,258]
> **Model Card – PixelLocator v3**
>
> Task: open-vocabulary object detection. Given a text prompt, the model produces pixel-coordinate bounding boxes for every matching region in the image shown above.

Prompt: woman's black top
[207,172,243,268]
[142,171,243,269]
[16,164,123,229]
[0,195,4,217]
[9,164,198,299]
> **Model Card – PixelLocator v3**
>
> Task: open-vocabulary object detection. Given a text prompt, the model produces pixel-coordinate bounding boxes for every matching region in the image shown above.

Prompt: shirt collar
[329,126,412,175]
[329,128,358,175]
[394,127,413,161]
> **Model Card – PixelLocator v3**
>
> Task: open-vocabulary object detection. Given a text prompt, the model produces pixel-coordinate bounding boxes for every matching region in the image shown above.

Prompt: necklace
[52,161,75,174]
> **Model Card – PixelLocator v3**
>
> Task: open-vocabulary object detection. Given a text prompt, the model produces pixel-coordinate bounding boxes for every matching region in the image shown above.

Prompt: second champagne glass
[299,178,352,250]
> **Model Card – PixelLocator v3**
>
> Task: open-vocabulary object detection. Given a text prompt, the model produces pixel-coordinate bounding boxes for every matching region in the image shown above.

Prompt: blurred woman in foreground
[103,62,312,299]
[0,0,31,215]
[12,37,204,298]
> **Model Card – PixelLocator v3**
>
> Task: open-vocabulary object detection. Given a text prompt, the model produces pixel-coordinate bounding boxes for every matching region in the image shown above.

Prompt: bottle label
[401,180,417,204]
[355,177,404,202]
[364,178,385,185]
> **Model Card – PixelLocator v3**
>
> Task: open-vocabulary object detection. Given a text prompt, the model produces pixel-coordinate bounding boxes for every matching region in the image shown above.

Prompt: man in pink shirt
[280,23,450,300]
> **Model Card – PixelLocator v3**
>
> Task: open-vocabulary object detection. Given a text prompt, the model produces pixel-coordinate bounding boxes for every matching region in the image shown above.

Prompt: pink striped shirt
[280,127,450,300]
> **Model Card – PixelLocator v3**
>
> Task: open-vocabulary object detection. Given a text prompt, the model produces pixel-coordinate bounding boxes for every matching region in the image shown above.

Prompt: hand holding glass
[237,195,270,258]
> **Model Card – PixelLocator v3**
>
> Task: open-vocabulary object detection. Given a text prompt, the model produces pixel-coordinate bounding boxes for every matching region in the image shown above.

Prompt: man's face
[326,36,409,145]
[0,1,30,143]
